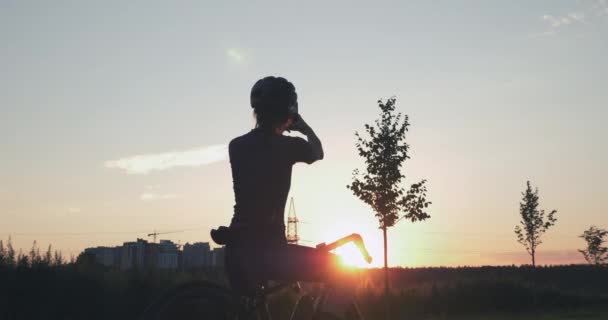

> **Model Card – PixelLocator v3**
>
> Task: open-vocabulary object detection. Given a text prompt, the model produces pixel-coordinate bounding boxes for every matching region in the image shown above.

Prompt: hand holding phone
[289,114,310,134]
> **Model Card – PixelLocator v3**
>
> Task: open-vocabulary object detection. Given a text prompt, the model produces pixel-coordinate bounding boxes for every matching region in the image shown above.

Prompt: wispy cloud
[227,48,245,63]
[542,12,585,28]
[105,144,227,174]
[532,1,608,37]
[140,193,181,201]
[534,12,586,37]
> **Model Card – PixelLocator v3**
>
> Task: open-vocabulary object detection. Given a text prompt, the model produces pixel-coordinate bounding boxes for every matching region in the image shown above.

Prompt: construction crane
[147,230,184,243]
[286,197,299,244]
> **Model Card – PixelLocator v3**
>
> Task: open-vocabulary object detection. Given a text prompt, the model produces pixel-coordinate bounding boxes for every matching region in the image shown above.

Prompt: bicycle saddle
[210,226,231,245]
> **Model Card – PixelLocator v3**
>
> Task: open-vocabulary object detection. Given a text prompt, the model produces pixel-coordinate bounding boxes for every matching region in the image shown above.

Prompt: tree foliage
[514,181,557,267]
[348,97,431,229]
[0,237,65,268]
[579,226,608,265]
[348,97,431,318]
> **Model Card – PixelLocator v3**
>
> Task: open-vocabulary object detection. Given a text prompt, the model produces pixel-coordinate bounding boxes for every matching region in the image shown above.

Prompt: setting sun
[334,242,375,268]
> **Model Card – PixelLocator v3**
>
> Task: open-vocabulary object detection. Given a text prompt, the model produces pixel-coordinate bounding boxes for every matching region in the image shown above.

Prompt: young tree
[348,97,431,297]
[0,240,5,266]
[6,236,16,267]
[53,250,64,266]
[514,181,557,267]
[17,249,29,268]
[579,226,608,265]
[43,244,53,266]
[29,240,42,267]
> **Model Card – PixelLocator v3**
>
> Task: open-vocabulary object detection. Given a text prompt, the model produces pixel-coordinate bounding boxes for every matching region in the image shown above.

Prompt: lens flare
[334,242,372,268]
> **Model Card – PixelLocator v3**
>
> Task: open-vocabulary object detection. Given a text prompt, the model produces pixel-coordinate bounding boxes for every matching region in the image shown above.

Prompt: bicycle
[140,230,372,320]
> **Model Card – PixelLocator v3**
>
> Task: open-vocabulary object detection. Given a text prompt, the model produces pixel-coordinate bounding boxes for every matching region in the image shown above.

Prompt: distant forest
[1,239,608,320]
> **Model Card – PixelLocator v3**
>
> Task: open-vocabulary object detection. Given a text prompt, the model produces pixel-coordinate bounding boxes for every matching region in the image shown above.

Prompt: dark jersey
[228,128,316,244]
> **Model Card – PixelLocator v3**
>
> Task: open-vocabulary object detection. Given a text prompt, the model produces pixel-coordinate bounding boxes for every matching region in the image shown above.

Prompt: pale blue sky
[1,0,607,266]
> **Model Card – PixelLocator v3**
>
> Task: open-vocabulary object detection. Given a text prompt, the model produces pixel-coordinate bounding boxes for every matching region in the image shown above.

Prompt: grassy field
[420,309,608,320]
[1,259,607,319]
[358,305,608,320]
[351,266,608,319]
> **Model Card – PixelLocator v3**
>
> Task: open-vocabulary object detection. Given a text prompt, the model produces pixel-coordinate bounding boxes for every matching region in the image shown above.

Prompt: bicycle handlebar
[211,226,373,264]
[315,233,373,264]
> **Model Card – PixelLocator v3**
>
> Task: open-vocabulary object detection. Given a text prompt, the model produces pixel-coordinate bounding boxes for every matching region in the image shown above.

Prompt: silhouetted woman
[225,76,361,320]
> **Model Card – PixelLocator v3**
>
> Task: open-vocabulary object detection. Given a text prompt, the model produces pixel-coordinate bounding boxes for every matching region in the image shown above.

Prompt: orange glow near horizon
[334,242,376,268]
[314,218,428,268]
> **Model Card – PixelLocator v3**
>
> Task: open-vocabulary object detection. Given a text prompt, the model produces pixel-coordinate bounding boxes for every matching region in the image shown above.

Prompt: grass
[418,309,608,320]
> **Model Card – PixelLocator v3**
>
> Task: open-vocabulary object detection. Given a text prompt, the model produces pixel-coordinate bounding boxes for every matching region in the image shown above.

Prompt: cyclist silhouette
[224,76,362,319]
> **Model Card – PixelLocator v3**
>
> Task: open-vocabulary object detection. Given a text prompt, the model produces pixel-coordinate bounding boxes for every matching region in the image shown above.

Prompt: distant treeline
[1,240,608,320]
[0,238,67,268]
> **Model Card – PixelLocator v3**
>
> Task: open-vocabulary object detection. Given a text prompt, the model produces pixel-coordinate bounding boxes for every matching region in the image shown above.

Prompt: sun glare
[334,242,374,268]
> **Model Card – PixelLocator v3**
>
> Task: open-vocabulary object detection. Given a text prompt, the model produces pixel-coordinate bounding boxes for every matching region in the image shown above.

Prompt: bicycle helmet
[250,76,298,129]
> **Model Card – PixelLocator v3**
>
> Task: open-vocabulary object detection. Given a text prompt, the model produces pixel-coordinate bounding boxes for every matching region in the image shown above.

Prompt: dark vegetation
[0,240,226,320]
[359,266,608,319]
[579,226,608,265]
[2,239,608,320]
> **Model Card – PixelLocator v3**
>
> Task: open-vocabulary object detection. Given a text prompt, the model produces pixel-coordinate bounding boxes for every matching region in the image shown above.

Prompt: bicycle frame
[255,232,372,299]
[262,233,372,320]
[141,232,372,320]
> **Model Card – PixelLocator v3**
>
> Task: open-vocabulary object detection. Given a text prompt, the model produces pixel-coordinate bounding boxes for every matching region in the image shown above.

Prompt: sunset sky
[1,1,607,267]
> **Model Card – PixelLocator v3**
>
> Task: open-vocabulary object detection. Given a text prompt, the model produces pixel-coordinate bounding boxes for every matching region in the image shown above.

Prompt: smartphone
[288,101,298,117]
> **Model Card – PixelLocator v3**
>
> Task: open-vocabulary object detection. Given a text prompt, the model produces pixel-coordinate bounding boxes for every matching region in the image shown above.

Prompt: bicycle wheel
[140,280,239,320]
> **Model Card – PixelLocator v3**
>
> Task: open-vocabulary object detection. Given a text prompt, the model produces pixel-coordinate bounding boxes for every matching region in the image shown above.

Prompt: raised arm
[291,115,324,161]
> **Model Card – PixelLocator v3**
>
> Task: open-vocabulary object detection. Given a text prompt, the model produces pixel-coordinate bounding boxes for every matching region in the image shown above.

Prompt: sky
[1,0,607,267]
